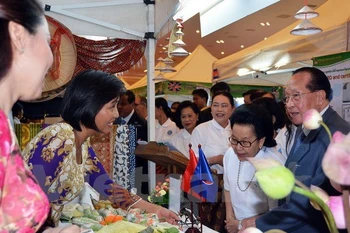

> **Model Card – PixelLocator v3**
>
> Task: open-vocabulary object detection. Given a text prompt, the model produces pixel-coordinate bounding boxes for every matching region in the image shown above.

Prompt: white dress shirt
[223,146,286,220]
[169,129,192,158]
[155,118,179,143]
[275,125,297,159]
[190,119,231,174]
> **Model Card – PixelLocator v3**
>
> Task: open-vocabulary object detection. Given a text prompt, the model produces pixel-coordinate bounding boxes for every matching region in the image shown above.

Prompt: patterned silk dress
[0,110,50,232]
[23,123,141,225]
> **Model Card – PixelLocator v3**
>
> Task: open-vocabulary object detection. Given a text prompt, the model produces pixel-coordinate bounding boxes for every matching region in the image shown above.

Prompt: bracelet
[238,220,243,230]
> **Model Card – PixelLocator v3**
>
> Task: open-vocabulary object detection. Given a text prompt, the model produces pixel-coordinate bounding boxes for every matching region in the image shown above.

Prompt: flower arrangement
[241,109,350,233]
[148,179,170,206]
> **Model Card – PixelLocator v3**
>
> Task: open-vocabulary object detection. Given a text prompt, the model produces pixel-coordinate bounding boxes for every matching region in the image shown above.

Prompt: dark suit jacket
[198,107,212,124]
[256,107,350,233]
[115,112,148,141]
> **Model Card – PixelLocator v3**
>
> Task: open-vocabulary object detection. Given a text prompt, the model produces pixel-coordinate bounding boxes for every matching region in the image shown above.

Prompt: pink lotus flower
[322,131,350,186]
[302,109,322,130]
[311,185,349,229]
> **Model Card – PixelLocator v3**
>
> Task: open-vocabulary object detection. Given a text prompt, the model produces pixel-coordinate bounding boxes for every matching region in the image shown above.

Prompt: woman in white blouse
[170,101,200,158]
[191,91,235,174]
[224,104,285,233]
[190,91,235,232]
[154,97,179,143]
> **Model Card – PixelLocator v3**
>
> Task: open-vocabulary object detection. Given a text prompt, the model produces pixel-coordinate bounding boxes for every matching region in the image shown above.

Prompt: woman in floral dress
[0,0,79,232]
[23,70,179,226]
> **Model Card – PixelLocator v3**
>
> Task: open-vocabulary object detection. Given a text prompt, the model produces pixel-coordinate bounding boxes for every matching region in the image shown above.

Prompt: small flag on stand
[181,144,198,194]
[190,145,217,203]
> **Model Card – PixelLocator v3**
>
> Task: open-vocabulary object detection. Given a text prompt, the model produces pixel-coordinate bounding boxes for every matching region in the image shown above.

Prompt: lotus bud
[310,185,330,210]
[255,166,295,199]
[328,196,348,229]
[247,157,282,171]
[303,109,322,130]
[322,131,350,185]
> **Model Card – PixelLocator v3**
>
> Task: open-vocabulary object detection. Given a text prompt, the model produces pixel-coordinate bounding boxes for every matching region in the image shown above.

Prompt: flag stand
[184,201,201,233]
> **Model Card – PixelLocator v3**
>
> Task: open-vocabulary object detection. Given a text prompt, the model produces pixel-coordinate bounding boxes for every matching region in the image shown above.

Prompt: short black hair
[252,97,285,130]
[293,67,331,100]
[212,91,235,107]
[12,102,23,116]
[210,82,230,95]
[230,104,276,147]
[242,89,261,97]
[250,91,275,102]
[192,89,209,102]
[61,70,126,131]
[123,90,136,104]
[174,101,200,129]
[155,97,172,118]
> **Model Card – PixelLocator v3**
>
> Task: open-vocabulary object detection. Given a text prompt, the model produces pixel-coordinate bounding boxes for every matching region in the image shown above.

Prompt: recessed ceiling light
[162,47,167,50]
[189,52,192,55]
[220,40,224,43]
[196,30,200,33]
[266,22,270,26]
[260,22,265,26]
[264,37,268,40]
[216,40,220,43]
[144,69,147,72]
[221,52,225,55]
[241,45,244,48]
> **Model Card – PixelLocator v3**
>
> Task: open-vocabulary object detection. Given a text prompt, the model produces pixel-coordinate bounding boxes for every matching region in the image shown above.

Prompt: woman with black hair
[154,97,179,142]
[170,101,200,157]
[223,104,285,233]
[23,70,179,226]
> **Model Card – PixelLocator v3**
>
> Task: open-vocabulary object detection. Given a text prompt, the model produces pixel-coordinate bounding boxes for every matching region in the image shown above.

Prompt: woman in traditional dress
[23,70,179,226]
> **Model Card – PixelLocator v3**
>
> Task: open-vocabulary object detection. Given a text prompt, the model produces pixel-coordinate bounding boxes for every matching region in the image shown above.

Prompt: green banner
[132,81,283,99]
[313,51,350,67]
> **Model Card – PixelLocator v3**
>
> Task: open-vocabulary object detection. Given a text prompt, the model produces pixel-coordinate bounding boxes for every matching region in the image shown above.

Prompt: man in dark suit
[114,90,149,195]
[239,67,350,232]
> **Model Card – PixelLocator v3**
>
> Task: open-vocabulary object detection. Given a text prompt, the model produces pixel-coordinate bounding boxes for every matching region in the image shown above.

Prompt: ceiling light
[294,5,319,19]
[221,52,225,55]
[260,22,265,26]
[290,19,322,36]
[172,39,186,47]
[153,73,168,81]
[266,22,270,26]
[155,64,176,73]
[143,69,147,72]
[169,47,189,57]
[220,40,224,43]
[196,30,200,33]
[264,37,267,40]
[216,40,220,43]
[162,47,167,50]
[241,45,244,48]
[162,57,174,64]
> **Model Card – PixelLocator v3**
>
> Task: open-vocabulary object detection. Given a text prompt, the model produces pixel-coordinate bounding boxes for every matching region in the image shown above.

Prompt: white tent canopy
[213,0,350,86]
[42,0,179,39]
[128,44,218,90]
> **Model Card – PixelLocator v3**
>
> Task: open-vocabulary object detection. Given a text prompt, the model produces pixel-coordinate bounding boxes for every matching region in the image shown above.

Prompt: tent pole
[146,1,156,193]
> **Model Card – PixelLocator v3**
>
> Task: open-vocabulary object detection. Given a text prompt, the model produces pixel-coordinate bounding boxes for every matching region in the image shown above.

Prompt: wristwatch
[238,220,243,230]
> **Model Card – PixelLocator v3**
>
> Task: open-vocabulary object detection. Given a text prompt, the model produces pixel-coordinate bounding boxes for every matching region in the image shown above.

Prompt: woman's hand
[155,206,180,225]
[224,218,239,233]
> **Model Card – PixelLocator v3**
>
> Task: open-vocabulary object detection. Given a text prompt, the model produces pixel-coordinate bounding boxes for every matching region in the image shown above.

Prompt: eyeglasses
[283,91,316,104]
[229,136,258,148]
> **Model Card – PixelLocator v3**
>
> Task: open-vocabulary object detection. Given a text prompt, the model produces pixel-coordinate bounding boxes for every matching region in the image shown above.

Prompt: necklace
[237,161,256,192]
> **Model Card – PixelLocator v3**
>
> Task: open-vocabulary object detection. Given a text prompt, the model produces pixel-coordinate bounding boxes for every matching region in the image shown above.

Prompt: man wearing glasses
[243,67,350,233]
